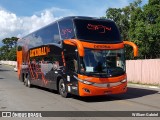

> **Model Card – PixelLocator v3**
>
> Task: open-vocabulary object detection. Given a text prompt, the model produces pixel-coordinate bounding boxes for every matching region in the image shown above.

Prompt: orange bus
[17,16,138,97]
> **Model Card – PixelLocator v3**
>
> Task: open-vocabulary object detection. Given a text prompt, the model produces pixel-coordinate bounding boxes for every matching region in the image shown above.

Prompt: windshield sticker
[86,67,94,72]
[87,24,111,33]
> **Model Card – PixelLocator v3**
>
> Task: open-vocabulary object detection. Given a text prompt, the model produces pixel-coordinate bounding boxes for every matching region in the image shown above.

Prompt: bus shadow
[29,85,159,102]
[72,87,159,102]
[31,85,59,95]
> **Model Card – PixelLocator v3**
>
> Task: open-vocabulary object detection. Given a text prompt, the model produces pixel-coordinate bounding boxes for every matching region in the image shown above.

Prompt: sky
[0,0,148,46]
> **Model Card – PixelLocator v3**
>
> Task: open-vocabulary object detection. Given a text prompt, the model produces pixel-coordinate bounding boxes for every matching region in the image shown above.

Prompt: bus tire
[24,76,28,86]
[25,75,32,88]
[59,79,69,98]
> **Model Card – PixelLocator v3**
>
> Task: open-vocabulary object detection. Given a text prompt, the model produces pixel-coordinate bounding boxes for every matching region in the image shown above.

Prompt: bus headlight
[83,80,93,85]
[121,78,127,83]
[73,75,94,85]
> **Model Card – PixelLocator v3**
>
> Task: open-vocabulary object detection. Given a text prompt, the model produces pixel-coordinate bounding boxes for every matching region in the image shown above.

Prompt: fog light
[123,86,127,90]
[83,88,90,93]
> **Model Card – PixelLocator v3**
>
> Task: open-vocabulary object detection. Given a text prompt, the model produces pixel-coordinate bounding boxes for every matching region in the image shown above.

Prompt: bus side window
[58,19,75,40]
[64,45,78,73]
[73,59,78,72]
[65,53,78,73]
[66,56,74,72]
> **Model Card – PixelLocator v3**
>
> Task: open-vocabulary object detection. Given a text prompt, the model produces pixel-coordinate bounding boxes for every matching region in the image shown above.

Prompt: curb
[128,83,160,89]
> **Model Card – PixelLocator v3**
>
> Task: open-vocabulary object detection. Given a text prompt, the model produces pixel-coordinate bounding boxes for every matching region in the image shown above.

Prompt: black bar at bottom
[0,111,159,117]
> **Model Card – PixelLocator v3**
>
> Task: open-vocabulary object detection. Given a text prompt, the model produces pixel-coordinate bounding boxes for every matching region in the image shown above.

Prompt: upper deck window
[36,23,60,44]
[74,19,122,43]
[58,19,75,40]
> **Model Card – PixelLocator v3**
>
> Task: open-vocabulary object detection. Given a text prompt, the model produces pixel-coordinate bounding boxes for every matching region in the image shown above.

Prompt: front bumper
[78,81,127,96]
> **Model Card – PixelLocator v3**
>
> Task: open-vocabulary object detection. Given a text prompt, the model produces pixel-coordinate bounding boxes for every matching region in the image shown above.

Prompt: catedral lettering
[17,16,138,98]
[29,47,50,57]
[94,45,111,49]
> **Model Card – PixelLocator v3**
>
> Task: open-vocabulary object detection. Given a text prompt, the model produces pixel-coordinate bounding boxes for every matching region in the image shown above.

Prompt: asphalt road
[0,64,160,120]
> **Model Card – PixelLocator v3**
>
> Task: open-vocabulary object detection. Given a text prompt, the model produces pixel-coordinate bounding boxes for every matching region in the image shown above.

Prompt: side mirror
[123,41,138,57]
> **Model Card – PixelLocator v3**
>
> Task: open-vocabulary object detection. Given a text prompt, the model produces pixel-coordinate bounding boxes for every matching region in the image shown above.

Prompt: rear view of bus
[60,17,138,97]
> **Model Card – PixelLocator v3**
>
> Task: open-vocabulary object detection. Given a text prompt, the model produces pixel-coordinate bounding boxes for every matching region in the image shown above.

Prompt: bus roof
[18,16,121,49]
[20,16,113,39]
[58,16,112,22]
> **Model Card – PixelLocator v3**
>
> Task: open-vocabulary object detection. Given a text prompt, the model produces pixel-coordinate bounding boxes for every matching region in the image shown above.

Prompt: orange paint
[64,39,125,57]
[29,46,50,57]
[27,57,48,85]
[78,74,126,83]
[123,41,138,57]
[78,74,127,96]
[81,41,124,49]
[16,51,22,79]
[64,39,85,56]
[78,81,127,96]
[61,51,66,66]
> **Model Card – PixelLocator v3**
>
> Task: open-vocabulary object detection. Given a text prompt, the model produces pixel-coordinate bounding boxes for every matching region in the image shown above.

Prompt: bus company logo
[1,112,42,118]
[2,112,11,117]
[30,46,50,57]
[94,45,111,49]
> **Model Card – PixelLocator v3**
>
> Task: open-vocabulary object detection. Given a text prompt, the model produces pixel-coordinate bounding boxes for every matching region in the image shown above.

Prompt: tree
[106,0,142,40]
[129,0,160,58]
[105,0,142,59]
[0,37,18,60]
[105,0,160,59]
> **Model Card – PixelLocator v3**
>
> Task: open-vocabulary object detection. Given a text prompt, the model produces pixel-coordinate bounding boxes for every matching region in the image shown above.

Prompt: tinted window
[58,19,75,40]
[64,45,78,72]
[36,23,60,44]
[74,19,122,43]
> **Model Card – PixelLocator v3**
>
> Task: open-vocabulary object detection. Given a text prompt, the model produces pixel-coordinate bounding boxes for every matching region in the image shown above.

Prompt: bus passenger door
[63,45,79,95]
[64,47,78,75]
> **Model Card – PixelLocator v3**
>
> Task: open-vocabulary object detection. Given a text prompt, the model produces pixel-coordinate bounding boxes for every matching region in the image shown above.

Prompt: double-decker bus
[17,16,138,97]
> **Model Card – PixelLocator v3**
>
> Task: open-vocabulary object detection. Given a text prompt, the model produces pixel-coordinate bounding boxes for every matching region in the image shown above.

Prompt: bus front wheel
[59,79,69,98]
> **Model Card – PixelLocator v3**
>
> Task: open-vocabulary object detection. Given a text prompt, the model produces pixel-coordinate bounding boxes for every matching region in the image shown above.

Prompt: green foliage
[0,37,18,61]
[105,0,160,59]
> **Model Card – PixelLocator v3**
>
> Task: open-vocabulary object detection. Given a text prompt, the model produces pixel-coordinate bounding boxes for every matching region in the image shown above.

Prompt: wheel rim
[60,82,65,95]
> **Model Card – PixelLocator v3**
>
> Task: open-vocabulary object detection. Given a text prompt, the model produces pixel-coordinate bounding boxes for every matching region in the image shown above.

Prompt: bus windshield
[74,19,121,43]
[80,48,125,77]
